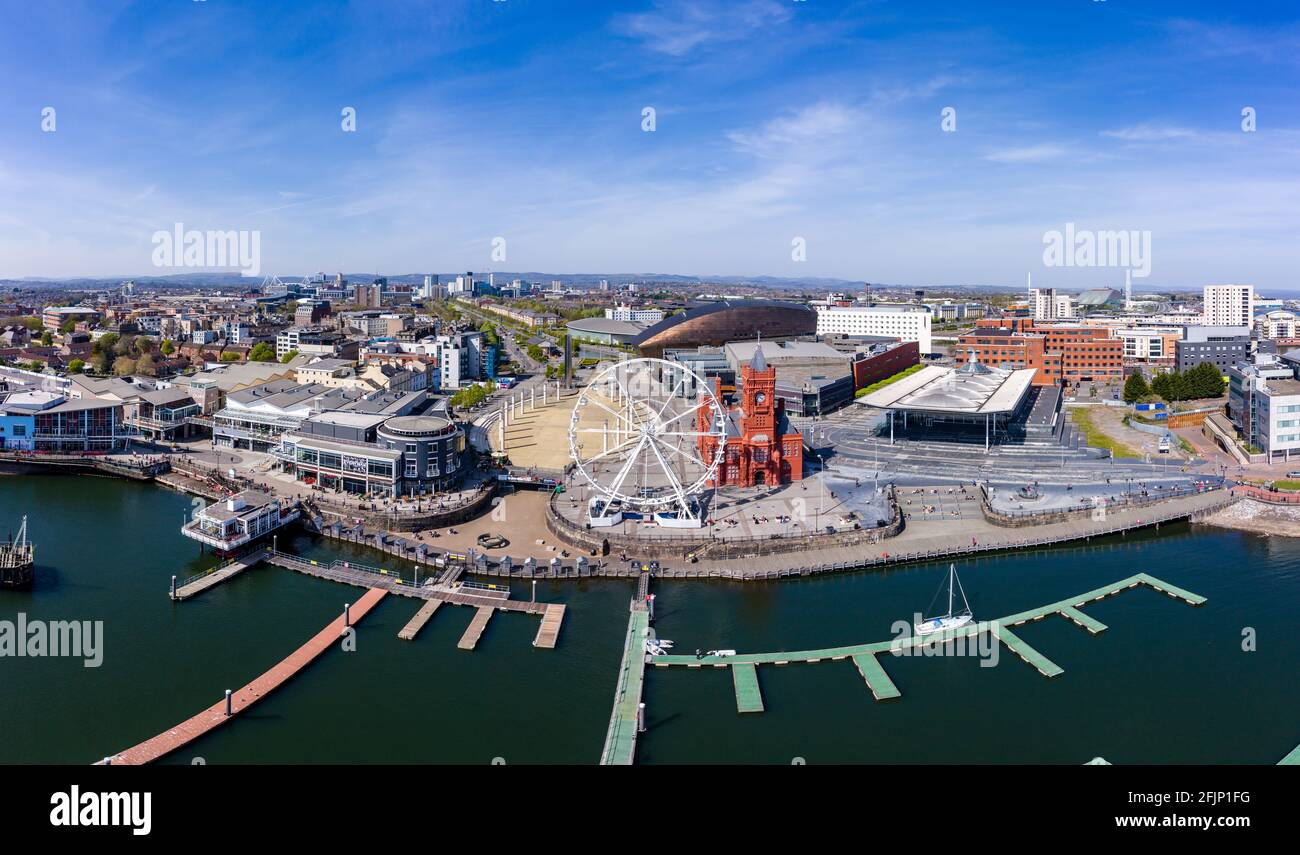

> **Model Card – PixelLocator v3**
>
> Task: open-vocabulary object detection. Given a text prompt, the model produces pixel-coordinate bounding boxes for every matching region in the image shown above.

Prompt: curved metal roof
[631,299,814,348]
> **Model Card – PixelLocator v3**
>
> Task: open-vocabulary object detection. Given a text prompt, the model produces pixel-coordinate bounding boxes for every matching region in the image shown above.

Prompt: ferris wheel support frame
[568,358,727,526]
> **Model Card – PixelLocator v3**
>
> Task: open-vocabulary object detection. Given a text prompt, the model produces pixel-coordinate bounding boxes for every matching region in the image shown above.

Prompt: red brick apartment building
[851,340,920,389]
[958,318,1123,387]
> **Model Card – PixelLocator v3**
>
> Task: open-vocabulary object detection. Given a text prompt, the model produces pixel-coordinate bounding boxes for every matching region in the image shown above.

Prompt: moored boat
[0,516,35,588]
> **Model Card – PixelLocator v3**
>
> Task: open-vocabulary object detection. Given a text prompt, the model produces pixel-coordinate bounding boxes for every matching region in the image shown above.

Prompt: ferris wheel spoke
[646,433,692,515]
[651,434,710,471]
[611,370,634,405]
[605,434,649,501]
[570,357,727,514]
[584,396,638,430]
[650,373,687,424]
[581,435,640,464]
[656,404,710,431]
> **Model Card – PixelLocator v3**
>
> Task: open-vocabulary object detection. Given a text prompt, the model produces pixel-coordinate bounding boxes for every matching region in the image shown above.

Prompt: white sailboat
[914,563,973,636]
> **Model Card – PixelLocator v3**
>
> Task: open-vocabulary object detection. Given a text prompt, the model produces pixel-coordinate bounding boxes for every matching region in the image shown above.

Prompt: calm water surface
[1,475,1295,764]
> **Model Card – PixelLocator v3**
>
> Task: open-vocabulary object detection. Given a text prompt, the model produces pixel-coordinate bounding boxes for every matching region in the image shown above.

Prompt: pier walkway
[101,588,387,765]
[650,573,1205,717]
[171,549,268,600]
[260,550,561,651]
[397,600,442,641]
[533,604,566,648]
[457,606,495,650]
[600,575,654,765]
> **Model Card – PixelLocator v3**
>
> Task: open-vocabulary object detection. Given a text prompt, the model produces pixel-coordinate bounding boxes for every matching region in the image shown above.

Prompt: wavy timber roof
[633,299,816,356]
[860,361,1036,415]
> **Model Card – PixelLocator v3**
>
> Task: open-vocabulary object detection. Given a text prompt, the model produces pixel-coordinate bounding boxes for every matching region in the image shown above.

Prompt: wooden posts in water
[224,690,232,717]
[344,602,352,627]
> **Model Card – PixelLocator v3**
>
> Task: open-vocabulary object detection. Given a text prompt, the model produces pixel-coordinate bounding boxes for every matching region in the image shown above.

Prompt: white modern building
[605,305,665,324]
[1030,288,1076,321]
[814,304,933,354]
[1253,377,1300,462]
[418,275,444,300]
[1203,284,1254,327]
[1255,310,1297,340]
[182,490,300,552]
[432,331,486,390]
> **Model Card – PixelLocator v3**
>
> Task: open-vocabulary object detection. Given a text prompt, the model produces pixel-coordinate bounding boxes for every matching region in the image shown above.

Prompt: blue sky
[0,0,1297,289]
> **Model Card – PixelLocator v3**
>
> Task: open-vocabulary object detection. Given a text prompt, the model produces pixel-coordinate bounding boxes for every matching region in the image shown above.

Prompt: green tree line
[1123,362,1225,404]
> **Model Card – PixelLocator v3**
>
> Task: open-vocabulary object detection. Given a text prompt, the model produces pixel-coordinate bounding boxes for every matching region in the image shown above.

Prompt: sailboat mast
[948,564,954,617]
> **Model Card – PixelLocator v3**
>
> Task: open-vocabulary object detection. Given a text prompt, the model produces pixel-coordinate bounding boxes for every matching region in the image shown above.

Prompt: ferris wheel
[568,358,727,526]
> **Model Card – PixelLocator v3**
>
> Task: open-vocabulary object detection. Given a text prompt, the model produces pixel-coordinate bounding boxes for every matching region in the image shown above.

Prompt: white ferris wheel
[568,358,727,527]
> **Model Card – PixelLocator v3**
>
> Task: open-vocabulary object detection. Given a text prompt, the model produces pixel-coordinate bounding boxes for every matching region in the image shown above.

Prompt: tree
[112,356,136,376]
[1122,371,1150,403]
[220,351,242,363]
[248,342,277,362]
[1150,371,1173,401]
[39,330,52,346]
[67,359,85,374]
[280,350,299,364]
[160,339,175,356]
[1190,361,1225,399]
[59,318,77,335]
[135,353,157,376]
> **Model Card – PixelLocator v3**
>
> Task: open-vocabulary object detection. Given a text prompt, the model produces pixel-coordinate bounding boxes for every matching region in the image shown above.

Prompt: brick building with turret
[697,346,803,487]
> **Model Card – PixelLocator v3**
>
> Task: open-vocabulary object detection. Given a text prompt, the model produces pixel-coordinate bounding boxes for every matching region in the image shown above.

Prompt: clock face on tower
[755,392,767,405]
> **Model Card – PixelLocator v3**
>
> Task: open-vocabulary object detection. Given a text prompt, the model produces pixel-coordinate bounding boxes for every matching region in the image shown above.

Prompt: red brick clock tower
[697,345,803,488]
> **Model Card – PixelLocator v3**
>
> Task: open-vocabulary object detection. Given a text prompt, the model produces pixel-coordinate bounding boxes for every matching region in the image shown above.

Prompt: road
[798,403,1210,487]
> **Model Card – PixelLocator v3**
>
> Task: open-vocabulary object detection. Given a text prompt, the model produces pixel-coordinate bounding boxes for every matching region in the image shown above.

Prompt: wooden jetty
[852,653,901,701]
[397,600,442,641]
[532,604,566,649]
[172,548,566,651]
[600,596,652,765]
[100,588,387,765]
[648,572,1206,718]
[731,663,764,713]
[457,606,495,650]
[170,549,268,600]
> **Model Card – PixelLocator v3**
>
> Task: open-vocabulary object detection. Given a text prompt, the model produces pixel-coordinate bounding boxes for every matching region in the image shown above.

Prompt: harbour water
[1,474,1297,764]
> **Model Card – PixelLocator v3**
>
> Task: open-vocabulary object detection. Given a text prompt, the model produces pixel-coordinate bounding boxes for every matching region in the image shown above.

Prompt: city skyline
[1,0,1297,287]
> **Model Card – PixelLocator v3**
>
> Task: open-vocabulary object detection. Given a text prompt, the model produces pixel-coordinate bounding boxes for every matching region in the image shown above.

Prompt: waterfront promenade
[102,587,387,765]
[681,487,1233,579]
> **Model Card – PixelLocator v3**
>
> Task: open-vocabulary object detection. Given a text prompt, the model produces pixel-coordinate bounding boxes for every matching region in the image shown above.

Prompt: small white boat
[914,564,974,637]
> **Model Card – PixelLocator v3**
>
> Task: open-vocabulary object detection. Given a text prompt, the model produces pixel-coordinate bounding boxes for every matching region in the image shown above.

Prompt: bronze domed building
[633,300,816,357]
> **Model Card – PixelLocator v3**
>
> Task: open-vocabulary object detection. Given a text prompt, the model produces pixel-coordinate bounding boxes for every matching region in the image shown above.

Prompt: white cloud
[1101,123,1200,142]
[612,0,793,57]
[982,144,1069,163]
